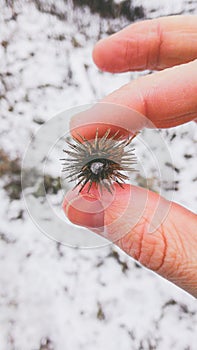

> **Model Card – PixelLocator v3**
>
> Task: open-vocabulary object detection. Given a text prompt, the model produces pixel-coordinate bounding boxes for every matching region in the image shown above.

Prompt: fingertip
[93,37,125,73]
[62,183,133,232]
[62,187,105,229]
[63,183,147,238]
[92,39,108,71]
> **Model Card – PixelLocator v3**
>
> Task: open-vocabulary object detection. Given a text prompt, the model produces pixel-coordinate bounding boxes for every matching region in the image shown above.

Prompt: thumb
[63,184,197,298]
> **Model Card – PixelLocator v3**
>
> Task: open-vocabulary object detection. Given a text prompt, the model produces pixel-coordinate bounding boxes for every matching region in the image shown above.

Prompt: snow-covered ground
[0,1,197,349]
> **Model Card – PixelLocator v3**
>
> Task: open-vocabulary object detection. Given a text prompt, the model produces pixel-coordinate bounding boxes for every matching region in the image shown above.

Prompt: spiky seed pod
[61,129,138,194]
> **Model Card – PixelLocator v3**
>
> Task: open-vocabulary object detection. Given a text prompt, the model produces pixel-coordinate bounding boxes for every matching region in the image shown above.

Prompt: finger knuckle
[118,219,168,272]
[137,224,168,272]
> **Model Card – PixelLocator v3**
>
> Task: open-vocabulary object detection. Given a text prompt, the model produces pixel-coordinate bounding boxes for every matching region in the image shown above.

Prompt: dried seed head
[61,129,138,194]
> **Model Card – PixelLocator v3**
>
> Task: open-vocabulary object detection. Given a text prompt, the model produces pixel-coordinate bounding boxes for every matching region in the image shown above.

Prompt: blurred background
[0,0,197,349]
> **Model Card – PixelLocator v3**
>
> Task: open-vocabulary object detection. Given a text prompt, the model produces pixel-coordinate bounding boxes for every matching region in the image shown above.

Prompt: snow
[0,1,197,349]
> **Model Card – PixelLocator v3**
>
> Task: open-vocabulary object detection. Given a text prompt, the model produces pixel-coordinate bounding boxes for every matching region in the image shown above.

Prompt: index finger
[70,103,150,140]
[71,59,197,134]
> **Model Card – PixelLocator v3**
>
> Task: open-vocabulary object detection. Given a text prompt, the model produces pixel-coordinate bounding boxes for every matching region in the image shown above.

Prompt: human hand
[63,16,197,297]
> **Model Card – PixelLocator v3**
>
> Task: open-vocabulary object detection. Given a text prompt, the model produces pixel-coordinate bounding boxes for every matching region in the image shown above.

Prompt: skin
[63,16,197,298]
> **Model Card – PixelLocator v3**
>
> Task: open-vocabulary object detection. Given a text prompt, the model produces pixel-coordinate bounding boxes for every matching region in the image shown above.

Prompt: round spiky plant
[61,129,137,194]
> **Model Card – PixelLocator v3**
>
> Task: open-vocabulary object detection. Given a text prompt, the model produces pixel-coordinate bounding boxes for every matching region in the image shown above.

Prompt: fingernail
[63,193,104,229]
